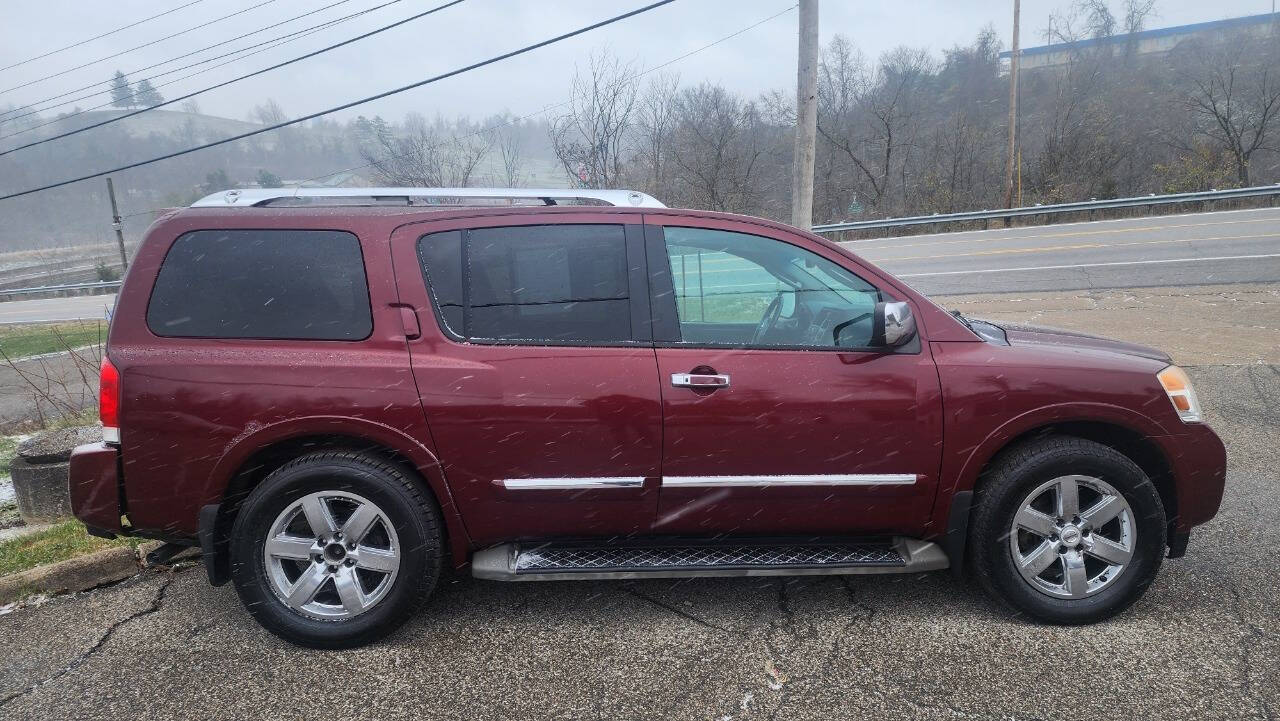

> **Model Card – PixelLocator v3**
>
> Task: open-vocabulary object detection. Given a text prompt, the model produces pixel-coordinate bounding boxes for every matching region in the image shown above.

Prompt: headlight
[1157,365,1202,423]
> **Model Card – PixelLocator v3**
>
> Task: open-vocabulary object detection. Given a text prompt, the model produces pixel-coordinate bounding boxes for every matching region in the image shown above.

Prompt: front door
[646,216,944,537]
[390,214,661,545]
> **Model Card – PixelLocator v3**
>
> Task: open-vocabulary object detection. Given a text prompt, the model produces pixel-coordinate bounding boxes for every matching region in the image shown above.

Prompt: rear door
[646,215,944,537]
[390,213,661,545]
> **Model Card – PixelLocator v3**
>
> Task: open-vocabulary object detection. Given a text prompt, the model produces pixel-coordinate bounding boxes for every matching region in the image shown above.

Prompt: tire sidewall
[230,457,440,647]
[978,445,1166,623]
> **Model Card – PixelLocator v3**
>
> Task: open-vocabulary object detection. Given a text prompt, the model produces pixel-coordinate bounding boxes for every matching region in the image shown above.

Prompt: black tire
[229,450,443,648]
[968,436,1166,624]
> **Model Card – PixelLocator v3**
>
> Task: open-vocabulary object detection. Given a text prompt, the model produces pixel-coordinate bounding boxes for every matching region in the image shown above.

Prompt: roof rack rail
[190,187,666,208]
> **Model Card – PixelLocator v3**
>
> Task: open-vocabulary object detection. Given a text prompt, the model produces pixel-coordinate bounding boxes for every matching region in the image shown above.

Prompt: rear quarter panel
[107,211,463,545]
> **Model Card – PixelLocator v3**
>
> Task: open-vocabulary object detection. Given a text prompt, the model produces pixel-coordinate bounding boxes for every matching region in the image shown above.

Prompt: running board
[471,537,948,581]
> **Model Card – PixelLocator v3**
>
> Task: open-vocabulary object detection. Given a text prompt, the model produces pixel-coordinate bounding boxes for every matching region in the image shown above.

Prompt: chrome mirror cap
[874,301,917,347]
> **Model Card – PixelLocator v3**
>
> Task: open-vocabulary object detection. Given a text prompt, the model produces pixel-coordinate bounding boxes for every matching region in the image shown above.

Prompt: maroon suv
[70,188,1226,648]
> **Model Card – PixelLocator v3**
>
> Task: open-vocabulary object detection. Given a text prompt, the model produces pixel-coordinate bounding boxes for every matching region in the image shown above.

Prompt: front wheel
[229,451,443,648]
[968,437,1167,624]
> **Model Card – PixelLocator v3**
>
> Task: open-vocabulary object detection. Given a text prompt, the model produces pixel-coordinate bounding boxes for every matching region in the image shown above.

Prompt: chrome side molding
[662,474,918,487]
[500,477,645,490]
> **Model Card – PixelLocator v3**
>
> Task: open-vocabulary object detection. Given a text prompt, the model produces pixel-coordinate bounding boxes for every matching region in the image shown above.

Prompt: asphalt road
[1,293,1278,720]
[0,293,115,325]
[841,206,1280,295]
[3,207,1280,324]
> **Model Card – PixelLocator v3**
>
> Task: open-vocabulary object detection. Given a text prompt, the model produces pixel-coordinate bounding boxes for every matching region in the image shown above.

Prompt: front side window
[663,226,883,348]
[147,229,371,340]
[417,224,632,344]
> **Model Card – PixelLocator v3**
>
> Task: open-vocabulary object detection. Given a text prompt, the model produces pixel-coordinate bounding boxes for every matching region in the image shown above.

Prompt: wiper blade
[948,309,974,331]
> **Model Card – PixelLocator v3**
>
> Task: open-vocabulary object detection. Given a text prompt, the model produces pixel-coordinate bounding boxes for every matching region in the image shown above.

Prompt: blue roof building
[999,12,1279,70]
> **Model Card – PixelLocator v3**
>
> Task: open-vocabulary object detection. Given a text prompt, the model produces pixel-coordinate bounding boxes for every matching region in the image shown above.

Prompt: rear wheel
[969,436,1166,624]
[230,451,442,648]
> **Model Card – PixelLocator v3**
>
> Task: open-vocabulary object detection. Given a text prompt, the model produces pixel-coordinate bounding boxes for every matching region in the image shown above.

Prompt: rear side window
[417,224,631,344]
[147,229,371,340]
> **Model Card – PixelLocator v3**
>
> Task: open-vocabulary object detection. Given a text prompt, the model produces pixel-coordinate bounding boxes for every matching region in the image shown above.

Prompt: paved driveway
[1,308,1277,719]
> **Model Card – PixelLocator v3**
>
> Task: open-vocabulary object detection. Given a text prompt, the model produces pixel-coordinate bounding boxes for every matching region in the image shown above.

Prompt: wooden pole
[1003,0,1021,212]
[791,0,819,230]
[106,177,129,272]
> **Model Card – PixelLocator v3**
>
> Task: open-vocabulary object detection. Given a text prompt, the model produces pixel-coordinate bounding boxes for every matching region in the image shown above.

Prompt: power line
[0,0,680,202]
[122,2,794,217]
[0,0,207,73]
[3,17,351,138]
[301,3,798,186]
[0,0,400,134]
[118,3,794,220]
[0,0,463,156]
[0,0,366,123]
[0,0,281,95]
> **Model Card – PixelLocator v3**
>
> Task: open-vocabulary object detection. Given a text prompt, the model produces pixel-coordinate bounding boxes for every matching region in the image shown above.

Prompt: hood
[981,320,1172,363]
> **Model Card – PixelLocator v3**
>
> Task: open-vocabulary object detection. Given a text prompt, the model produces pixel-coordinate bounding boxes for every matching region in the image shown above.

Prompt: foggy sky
[1,0,1271,126]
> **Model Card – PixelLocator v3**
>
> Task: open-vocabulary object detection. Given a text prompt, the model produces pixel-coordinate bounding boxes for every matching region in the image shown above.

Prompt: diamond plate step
[472,537,948,581]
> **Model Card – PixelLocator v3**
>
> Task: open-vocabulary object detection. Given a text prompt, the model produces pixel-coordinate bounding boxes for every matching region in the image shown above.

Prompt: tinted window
[417,225,632,344]
[663,227,882,348]
[147,229,371,340]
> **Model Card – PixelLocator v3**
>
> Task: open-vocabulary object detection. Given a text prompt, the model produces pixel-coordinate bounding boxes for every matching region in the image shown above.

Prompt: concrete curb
[0,545,141,604]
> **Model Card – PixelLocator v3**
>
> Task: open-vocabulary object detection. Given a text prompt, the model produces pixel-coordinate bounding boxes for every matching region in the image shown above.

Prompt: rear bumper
[1165,422,1227,533]
[69,442,123,536]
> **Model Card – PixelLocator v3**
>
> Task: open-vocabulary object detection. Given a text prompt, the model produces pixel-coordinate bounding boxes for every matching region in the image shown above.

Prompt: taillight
[100,356,120,444]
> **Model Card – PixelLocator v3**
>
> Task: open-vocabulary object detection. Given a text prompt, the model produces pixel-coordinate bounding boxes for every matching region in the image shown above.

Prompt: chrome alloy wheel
[1009,475,1135,599]
[263,490,400,620]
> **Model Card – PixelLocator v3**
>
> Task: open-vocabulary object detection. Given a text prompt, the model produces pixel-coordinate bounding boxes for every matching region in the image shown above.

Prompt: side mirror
[871,301,916,348]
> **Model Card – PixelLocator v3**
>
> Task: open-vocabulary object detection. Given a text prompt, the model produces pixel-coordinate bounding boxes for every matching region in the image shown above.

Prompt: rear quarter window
[146,229,372,340]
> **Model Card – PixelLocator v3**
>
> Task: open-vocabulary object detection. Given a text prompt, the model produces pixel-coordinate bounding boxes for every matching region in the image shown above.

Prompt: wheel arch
[939,404,1178,575]
[201,418,472,585]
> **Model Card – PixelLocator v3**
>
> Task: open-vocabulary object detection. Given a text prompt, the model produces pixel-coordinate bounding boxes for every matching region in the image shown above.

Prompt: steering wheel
[750,293,784,345]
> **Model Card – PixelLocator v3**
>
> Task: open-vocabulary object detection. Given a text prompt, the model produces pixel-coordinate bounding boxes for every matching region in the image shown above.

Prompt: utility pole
[1003,0,1021,212]
[106,177,129,272]
[791,0,819,230]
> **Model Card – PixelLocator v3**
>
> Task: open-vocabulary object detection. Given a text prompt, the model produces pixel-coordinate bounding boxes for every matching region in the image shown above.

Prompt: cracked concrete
[0,293,1277,720]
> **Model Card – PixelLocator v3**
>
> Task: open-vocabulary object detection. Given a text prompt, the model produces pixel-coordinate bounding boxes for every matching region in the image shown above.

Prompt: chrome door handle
[671,373,730,388]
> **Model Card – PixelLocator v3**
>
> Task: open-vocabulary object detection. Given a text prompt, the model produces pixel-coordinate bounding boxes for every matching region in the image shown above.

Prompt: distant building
[1000,12,1279,71]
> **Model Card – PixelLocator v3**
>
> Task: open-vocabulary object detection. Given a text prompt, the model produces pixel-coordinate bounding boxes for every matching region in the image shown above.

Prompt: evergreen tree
[110,71,132,108]
[204,169,232,192]
[256,169,283,188]
[135,79,164,107]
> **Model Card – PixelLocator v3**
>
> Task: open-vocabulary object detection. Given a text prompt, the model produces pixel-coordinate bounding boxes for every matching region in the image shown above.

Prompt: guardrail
[0,280,121,298]
[810,183,1280,234]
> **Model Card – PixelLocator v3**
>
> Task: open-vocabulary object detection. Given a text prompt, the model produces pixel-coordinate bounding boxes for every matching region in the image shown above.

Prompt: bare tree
[816,35,875,211]
[549,50,639,188]
[363,114,491,187]
[495,124,525,187]
[633,72,680,198]
[1122,0,1157,35]
[1176,34,1280,186]
[816,37,931,215]
[252,99,288,125]
[668,83,774,213]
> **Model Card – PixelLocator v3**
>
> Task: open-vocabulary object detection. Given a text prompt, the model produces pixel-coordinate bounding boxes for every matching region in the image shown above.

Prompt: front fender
[946,401,1173,497]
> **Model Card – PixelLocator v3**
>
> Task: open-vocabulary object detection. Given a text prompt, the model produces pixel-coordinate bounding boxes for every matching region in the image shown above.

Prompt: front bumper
[1165,422,1227,533]
[69,442,123,537]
